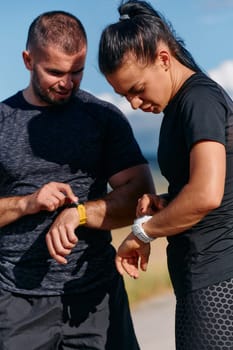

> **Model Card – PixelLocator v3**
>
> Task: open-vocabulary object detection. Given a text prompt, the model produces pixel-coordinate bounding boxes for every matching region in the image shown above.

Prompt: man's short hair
[26,11,87,54]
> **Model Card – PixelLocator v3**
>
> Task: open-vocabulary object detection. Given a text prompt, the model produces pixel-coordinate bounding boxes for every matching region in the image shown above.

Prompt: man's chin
[41,93,74,106]
[51,90,77,105]
[52,97,71,105]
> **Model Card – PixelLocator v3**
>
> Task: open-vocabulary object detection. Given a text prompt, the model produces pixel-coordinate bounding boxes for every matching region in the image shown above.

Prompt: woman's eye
[135,88,144,94]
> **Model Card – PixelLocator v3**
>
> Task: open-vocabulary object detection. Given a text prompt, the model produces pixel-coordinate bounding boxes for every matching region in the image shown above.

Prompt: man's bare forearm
[45,164,155,264]
[0,196,29,227]
[0,182,77,228]
[84,164,155,230]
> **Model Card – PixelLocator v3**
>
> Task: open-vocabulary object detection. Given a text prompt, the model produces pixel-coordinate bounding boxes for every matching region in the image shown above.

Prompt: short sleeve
[102,105,147,178]
[181,86,226,151]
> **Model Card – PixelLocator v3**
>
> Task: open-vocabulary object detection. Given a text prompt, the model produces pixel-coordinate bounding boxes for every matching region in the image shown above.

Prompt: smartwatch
[67,201,87,225]
[132,215,154,243]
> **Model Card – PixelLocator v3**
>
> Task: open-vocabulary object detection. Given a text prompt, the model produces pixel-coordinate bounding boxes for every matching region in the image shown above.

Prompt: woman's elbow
[198,191,223,213]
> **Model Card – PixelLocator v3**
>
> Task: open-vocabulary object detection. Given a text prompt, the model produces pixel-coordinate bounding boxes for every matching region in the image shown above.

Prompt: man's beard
[32,71,76,106]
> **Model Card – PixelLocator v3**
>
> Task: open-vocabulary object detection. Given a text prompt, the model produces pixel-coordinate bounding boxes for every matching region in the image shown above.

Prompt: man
[0,11,154,350]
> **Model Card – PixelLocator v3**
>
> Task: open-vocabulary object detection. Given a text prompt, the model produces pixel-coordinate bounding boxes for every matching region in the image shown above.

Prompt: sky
[1,0,233,157]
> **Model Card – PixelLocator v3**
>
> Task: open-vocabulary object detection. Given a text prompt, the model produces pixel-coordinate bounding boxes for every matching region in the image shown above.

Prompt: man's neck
[23,87,49,107]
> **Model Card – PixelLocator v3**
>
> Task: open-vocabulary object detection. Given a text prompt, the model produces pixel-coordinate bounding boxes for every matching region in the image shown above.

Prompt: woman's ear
[158,49,170,71]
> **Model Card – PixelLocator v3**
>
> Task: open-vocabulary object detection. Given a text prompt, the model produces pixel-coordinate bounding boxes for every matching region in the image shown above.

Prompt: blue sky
[1,0,233,157]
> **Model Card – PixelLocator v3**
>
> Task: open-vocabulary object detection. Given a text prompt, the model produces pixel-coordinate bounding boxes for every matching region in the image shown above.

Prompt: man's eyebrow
[73,67,85,73]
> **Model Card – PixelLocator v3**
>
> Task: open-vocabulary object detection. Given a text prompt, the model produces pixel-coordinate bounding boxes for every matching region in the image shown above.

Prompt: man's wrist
[76,203,87,225]
[67,201,87,225]
[132,215,154,243]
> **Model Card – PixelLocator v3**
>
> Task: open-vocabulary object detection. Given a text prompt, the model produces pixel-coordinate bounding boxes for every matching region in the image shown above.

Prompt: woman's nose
[127,95,142,110]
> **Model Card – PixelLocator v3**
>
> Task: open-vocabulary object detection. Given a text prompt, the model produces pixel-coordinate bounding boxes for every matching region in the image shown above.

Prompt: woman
[98,1,233,349]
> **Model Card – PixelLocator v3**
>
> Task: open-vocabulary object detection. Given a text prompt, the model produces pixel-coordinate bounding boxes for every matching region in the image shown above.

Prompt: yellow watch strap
[77,204,87,225]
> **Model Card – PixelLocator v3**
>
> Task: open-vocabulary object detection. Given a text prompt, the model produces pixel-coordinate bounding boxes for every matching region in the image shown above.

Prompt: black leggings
[176,278,233,350]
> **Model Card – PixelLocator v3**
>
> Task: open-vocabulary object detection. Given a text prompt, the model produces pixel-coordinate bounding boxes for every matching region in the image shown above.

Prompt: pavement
[132,292,176,350]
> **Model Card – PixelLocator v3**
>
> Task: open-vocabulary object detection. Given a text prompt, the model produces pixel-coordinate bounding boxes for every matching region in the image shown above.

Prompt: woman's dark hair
[98,0,201,74]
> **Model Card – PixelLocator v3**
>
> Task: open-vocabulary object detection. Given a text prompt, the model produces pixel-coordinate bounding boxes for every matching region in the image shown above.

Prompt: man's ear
[22,50,33,71]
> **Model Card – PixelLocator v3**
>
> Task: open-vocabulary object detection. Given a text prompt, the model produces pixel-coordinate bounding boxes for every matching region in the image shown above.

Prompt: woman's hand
[136,193,167,217]
[115,232,151,278]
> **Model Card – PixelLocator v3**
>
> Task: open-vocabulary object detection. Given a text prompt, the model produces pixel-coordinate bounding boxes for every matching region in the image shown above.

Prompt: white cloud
[97,92,134,115]
[209,60,233,96]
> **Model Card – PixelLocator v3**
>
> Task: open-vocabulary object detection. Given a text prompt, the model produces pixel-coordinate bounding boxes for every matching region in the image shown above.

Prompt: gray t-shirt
[0,89,147,295]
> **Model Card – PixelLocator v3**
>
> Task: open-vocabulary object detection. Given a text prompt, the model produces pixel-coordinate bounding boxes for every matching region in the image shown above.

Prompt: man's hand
[0,182,78,228]
[46,207,80,264]
[115,232,151,279]
[24,182,77,214]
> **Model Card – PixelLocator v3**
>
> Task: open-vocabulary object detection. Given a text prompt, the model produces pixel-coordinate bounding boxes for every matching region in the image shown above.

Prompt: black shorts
[175,277,233,350]
[0,274,139,350]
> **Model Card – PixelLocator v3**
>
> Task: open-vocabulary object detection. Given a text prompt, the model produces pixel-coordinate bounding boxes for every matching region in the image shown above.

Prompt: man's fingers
[46,225,78,264]
[46,234,68,264]
[40,182,78,210]
[57,183,78,203]
[58,224,78,247]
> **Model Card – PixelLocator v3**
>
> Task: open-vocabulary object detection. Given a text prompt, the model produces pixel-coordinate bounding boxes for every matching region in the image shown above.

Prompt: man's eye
[48,71,63,77]
[72,68,84,75]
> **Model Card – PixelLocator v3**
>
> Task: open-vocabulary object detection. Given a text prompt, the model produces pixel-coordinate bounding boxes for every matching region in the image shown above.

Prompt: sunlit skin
[22,45,87,106]
[108,44,226,279]
[115,141,226,278]
[106,44,195,114]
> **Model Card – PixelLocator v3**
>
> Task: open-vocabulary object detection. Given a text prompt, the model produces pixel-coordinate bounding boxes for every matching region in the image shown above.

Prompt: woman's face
[106,53,173,114]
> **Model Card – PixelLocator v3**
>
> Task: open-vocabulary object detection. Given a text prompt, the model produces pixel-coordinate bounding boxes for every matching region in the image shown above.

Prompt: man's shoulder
[0,99,15,121]
[0,91,35,127]
[0,91,22,114]
[75,89,123,117]
[76,89,108,106]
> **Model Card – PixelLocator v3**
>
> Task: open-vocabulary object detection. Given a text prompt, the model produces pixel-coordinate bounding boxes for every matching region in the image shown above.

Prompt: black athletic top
[0,89,147,295]
[158,72,233,297]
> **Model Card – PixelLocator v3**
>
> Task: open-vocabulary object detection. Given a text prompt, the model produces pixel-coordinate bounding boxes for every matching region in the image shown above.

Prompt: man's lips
[55,90,72,96]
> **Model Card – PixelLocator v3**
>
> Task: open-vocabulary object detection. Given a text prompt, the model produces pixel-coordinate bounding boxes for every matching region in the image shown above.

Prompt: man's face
[23,45,87,106]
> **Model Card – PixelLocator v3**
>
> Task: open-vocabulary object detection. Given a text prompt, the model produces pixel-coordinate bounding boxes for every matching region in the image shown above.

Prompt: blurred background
[1,0,233,306]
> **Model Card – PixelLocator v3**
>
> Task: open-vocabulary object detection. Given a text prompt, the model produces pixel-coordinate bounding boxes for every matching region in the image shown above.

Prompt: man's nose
[59,75,74,89]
